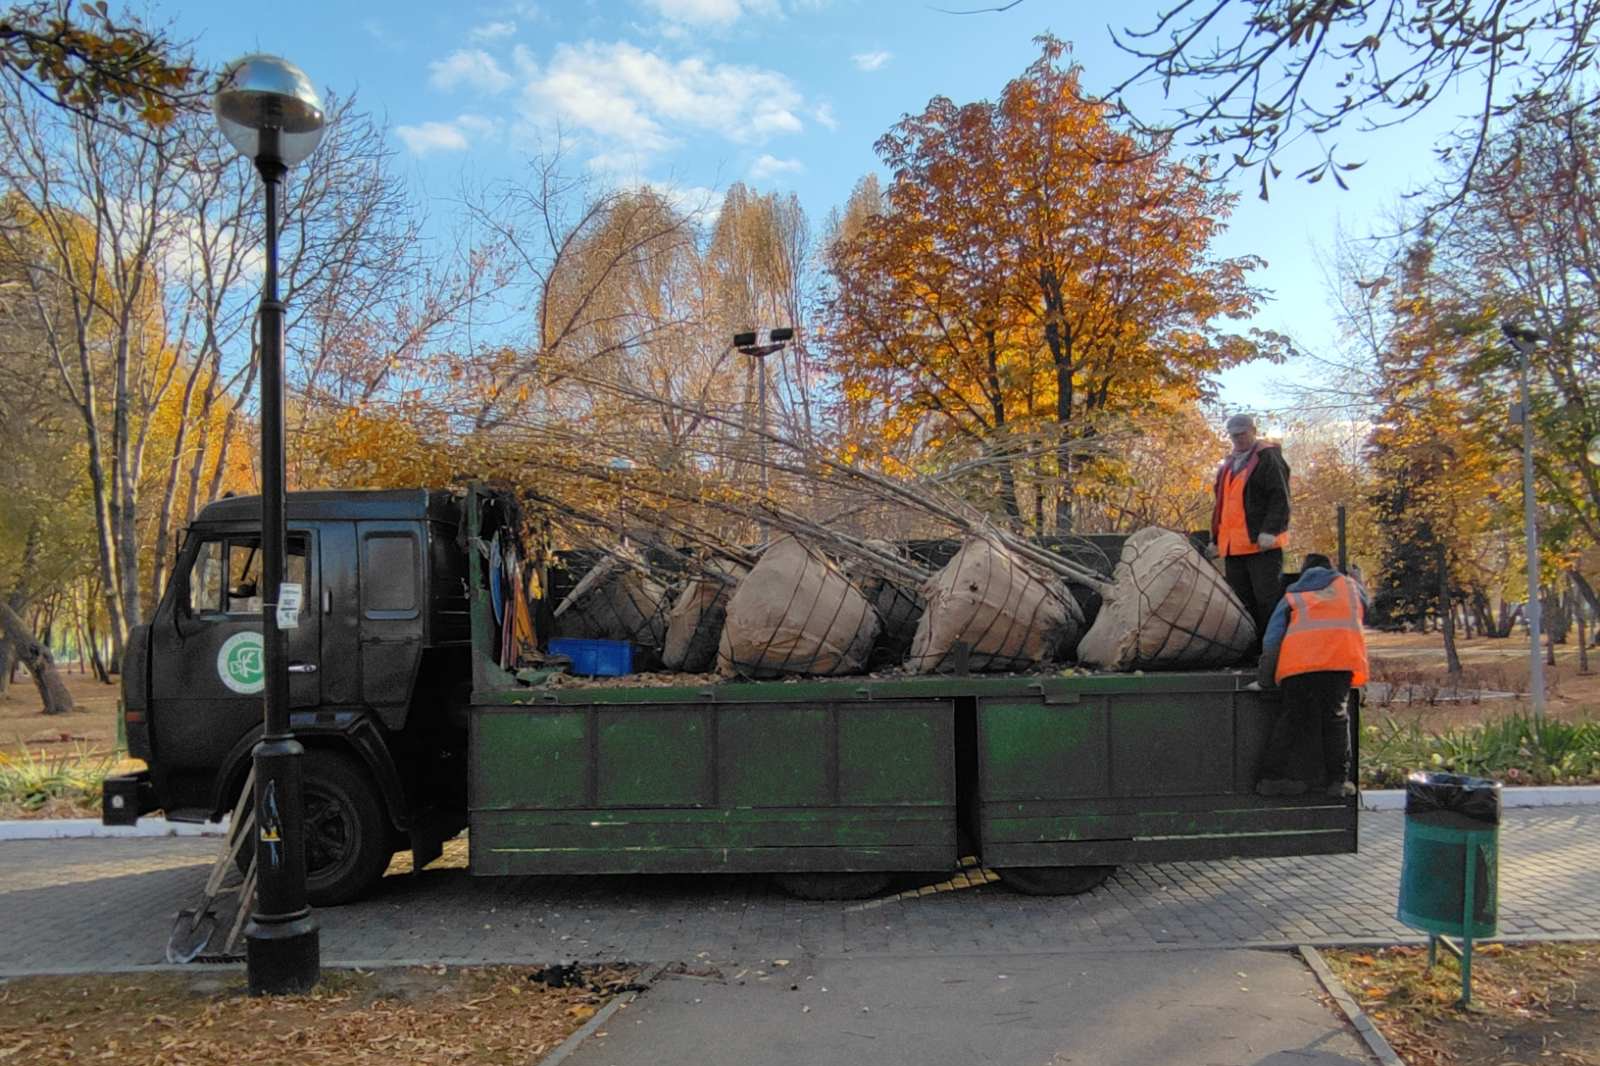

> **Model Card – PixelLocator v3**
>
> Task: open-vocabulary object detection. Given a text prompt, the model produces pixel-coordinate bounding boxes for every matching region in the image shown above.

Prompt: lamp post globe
[213,53,325,997]
[1588,435,1600,467]
[213,54,326,165]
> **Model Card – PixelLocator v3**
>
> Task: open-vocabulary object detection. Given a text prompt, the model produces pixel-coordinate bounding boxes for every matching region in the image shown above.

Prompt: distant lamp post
[733,327,794,542]
[1502,321,1546,726]
[214,54,326,996]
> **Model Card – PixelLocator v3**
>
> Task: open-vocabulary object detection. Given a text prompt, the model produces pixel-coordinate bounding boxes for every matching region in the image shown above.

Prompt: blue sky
[170,0,1470,418]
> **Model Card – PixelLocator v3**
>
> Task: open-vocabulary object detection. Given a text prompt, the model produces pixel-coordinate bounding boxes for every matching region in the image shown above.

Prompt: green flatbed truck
[105,485,1357,905]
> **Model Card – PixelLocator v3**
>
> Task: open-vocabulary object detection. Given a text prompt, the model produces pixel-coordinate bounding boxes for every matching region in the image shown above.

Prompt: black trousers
[1260,670,1354,786]
[1225,548,1283,652]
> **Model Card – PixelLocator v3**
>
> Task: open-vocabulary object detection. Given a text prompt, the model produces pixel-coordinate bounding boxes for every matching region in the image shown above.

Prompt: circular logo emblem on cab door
[217,632,265,694]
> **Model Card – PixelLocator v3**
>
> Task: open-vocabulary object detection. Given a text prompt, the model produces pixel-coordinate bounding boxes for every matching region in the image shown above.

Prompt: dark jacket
[1210,443,1291,547]
[1259,566,1371,687]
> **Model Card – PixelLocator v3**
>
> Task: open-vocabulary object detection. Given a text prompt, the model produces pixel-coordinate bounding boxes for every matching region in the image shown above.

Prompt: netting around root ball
[717,537,880,678]
[906,537,1084,674]
[552,552,670,651]
[1075,526,1255,671]
[661,563,745,673]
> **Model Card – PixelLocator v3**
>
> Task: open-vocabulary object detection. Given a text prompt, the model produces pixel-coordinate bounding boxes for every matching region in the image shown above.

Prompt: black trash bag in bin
[1405,771,1502,830]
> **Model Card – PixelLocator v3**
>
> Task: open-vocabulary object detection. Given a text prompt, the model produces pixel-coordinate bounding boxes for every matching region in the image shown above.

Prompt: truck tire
[772,872,893,900]
[996,866,1115,896]
[300,749,391,907]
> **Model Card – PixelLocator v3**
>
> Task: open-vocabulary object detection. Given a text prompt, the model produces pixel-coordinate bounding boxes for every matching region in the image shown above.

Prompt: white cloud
[814,101,837,130]
[469,19,518,41]
[852,50,891,71]
[750,153,803,181]
[456,113,500,137]
[524,41,807,158]
[429,49,514,94]
[396,121,471,155]
[640,180,724,225]
[644,0,779,25]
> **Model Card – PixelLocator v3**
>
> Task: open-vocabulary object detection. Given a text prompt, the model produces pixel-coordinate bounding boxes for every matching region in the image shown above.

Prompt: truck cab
[109,489,475,905]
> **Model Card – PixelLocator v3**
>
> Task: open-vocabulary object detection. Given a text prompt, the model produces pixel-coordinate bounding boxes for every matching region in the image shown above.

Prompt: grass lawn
[0,964,640,1066]
[1322,943,1600,1065]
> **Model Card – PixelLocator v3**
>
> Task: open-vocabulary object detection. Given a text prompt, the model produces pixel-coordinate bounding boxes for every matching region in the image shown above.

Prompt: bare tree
[0,78,188,664]
[1106,0,1600,202]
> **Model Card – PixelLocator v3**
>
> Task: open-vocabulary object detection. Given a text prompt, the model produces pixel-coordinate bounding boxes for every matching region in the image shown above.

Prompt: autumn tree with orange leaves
[825,36,1282,533]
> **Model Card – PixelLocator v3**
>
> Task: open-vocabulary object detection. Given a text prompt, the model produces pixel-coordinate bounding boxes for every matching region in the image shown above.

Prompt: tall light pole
[214,54,326,995]
[1503,322,1546,726]
[734,327,794,542]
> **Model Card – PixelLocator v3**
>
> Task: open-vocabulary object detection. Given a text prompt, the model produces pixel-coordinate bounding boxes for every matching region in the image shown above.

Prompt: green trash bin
[1397,770,1501,1004]
[1397,770,1501,936]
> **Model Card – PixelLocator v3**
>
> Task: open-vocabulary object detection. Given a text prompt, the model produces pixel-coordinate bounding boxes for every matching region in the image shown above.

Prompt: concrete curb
[1299,944,1407,1066]
[534,963,666,1066]
[0,817,226,842]
[1360,785,1600,811]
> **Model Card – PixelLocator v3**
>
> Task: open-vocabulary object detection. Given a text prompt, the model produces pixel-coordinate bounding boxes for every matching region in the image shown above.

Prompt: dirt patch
[0,963,640,1066]
[1323,943,1600,1065]
[1367,630,1600,729]
[0,671,122,756]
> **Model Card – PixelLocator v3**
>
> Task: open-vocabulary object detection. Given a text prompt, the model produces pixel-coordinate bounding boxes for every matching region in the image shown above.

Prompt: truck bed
[466,670,1358,878]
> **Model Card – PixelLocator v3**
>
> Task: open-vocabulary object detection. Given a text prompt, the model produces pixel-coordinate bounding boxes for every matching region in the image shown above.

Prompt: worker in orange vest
[1209,413,1292,656]
[1256,553,1369,799]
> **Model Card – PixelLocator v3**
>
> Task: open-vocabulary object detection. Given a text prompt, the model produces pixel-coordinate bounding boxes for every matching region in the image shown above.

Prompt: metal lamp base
[245,912,320,995]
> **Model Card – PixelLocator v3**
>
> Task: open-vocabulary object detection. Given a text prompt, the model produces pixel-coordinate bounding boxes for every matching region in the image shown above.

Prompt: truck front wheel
[996,866,1115,896]
[301,749,391,907]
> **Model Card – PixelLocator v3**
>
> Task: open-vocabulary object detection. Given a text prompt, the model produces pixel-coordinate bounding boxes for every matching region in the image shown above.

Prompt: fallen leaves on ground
[1323,943,1600,1066]
[0,964,638,1066]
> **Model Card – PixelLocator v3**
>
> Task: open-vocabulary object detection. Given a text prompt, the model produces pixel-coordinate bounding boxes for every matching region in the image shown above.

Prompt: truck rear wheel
[300,749,390,907]
[773,873,893,900]
[996,866,1115,896]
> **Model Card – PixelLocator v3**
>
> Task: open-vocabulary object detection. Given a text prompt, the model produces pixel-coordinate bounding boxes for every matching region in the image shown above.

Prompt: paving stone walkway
[2,808,1596,974]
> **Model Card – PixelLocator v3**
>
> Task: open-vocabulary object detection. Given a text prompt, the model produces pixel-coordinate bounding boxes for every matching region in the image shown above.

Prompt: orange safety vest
[1276,575,1369,686]
[1213,446,1288,557]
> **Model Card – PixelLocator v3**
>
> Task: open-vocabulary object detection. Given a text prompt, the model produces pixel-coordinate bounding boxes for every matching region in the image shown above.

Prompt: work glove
[1204,542,1220,560]
[1256,533,1278,550]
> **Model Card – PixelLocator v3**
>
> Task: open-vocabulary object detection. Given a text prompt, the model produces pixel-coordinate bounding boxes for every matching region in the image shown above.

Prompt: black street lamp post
[213,54,327,995]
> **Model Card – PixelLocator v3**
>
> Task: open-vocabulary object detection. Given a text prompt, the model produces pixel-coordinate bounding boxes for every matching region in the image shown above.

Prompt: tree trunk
[1574,573,1590,674]
[1545,587,1559,666]
[1470,589,1498,639]
[0,639,12,698]
[1438,542,1461,676]
[0,601,75,715]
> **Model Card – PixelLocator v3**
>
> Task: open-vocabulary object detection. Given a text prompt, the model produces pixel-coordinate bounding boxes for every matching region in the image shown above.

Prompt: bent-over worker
[1209,413,1291,654]
[1256,553,1368,798]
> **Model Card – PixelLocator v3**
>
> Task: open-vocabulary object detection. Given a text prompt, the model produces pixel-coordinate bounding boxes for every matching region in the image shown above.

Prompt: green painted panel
[838,703,952,805]
[717,707,829,807]
[474,806,954,849]
[1106,696,1233,796]
[473,709,587,809]
[981,803,1354,843]
[597,708,711,807]
[470,808,955,875]
[979,701,1107,800]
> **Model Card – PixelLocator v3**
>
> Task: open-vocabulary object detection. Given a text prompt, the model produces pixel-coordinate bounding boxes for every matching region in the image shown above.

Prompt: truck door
[147,529,322,815]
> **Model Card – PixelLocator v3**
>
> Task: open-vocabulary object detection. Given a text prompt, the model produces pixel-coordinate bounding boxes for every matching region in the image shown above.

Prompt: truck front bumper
[101,770,158,826]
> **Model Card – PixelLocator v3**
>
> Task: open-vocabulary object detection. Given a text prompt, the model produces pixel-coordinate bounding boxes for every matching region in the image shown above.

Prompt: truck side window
[362,533,418,616]
[190,540,224,615]
[215,536,307,616]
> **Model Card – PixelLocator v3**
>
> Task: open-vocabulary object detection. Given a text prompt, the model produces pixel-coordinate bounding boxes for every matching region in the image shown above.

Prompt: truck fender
[209,713,410,834]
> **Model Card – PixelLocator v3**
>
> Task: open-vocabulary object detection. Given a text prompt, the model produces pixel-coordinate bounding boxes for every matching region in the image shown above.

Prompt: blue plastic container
[548,638,634,677]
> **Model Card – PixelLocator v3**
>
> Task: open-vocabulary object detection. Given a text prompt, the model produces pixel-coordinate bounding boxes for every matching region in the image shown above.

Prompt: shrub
[0,744,118,815]
[1361,714,1600,788]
